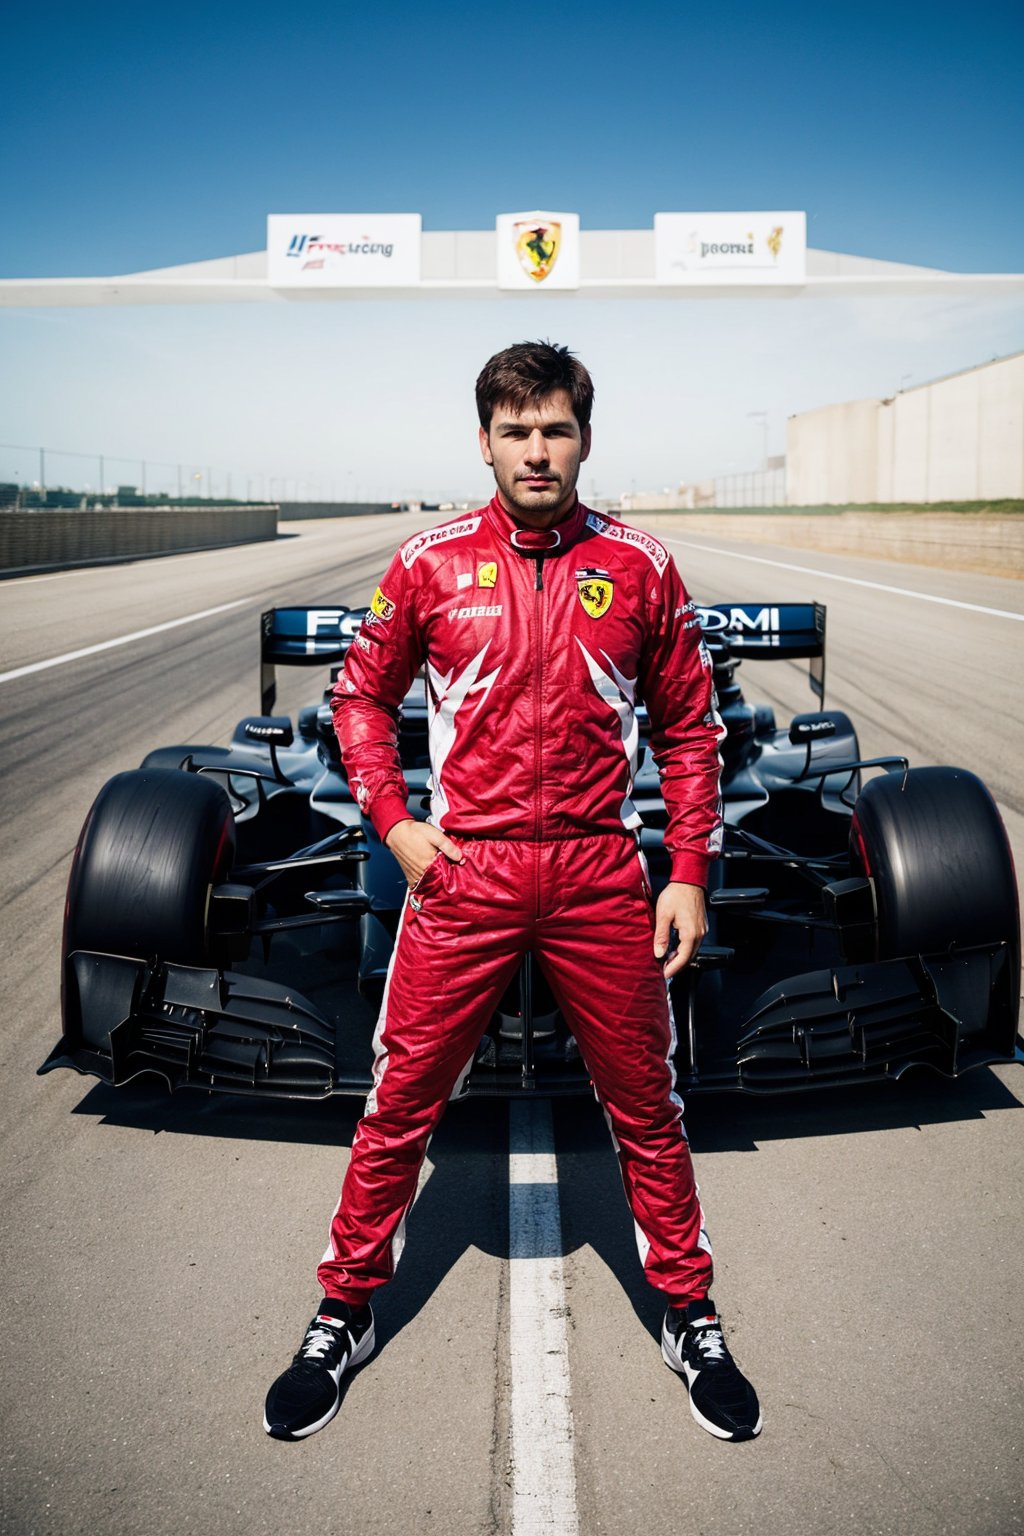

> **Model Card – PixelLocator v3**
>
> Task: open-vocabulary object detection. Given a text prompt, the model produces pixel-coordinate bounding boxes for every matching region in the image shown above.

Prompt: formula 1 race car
[41,600,1021,1099]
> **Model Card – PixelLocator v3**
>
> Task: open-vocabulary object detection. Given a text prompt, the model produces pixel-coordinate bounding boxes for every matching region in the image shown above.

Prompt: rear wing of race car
[259,599,826,711]
[260,605,369,713]
[697,602,826,701]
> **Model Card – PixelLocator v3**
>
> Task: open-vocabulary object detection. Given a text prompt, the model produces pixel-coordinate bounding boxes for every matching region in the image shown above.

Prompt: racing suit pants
[317,833,713,1305]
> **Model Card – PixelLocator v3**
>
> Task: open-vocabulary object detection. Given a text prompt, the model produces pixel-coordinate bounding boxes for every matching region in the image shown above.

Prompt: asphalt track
[1,514,1022,1536]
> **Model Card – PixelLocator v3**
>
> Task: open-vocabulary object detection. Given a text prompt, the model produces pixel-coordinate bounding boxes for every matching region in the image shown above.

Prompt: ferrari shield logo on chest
[477,561,498,588]
[576,568,614,619]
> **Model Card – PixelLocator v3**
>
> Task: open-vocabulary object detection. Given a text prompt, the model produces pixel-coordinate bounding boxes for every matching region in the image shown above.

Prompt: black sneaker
[661,1303,762,1441]
[263,1303,375,1441]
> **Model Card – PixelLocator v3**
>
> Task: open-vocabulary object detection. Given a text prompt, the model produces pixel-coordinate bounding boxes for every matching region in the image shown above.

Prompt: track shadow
[553,1097,663,1337]
[69,1057,1021,1152]
[676,1063,1023,1152]
[369,1102,511,1353]
[70,1076,368,1149]
[68,1066,1023,1355]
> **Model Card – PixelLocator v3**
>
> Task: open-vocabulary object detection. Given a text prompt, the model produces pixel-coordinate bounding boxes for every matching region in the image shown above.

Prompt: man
[264,341,761,1444]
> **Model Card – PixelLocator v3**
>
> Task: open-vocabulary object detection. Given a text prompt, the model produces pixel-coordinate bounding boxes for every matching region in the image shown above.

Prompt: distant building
[619,485,696,512]
[786,351,1024,504]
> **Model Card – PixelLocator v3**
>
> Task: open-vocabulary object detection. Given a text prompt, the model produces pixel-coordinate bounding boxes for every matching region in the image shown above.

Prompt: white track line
[663,537,1024,622]
[0,599,247,684]
[508,1099,578,1536]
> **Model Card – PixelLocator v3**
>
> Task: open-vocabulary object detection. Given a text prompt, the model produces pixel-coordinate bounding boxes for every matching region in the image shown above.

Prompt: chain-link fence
[711,465,787,507]
[0,442,358,508]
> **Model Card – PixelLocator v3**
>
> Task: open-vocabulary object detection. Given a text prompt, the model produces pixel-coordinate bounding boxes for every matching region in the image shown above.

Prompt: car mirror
[244,716,295,748]
[789,714,836,745]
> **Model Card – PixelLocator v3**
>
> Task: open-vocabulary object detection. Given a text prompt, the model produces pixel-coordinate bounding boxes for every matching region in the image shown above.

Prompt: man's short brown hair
[476,341,595,432]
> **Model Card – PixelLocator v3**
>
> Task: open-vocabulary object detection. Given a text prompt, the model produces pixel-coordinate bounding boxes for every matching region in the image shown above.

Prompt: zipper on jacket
[533,555,545,843]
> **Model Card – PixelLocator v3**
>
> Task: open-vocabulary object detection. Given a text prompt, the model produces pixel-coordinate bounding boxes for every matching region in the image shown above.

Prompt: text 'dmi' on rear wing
[696,603,826,701]
[260,606,368,713]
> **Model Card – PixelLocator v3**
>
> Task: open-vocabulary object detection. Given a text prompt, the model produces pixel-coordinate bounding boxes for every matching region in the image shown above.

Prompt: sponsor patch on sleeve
[399,516,482,569]
[370,585,395,622]
[584,511,669,574]
[675,599,702,631]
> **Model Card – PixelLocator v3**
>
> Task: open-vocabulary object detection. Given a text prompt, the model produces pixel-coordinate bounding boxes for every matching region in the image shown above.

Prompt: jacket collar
[482,493,587,558]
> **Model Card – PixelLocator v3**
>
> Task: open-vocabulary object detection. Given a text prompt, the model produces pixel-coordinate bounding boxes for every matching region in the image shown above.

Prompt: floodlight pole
[747,411,769,471]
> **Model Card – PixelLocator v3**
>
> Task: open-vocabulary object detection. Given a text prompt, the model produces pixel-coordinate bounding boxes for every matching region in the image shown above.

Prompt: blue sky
[1,0,1022,498]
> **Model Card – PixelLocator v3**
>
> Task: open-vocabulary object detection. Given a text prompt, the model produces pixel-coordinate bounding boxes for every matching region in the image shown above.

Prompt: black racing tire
[66,769,235,965]
[850,766,1018,959]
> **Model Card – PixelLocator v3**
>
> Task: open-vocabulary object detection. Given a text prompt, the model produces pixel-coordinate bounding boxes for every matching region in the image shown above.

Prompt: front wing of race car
[43,919,1020,1100]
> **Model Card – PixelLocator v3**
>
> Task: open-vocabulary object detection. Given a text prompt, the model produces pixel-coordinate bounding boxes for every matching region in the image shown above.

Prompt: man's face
[479,388,591,526]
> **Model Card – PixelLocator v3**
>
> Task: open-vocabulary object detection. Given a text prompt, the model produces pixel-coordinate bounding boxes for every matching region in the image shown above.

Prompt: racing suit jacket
[331,495,723,887]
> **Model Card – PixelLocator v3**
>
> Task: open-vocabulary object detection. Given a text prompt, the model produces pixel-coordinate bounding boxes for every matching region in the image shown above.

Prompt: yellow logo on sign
[370,585,395,621]
[477,561,498,588]
[577,577,613,618]
[514,220,561,283]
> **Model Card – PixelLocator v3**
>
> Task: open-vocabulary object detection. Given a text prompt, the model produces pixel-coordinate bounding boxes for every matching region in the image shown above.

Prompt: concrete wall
[641,510,1024,579]
[0,504,277,575]
[787,398,880,505]
[876,352,1024,502]
[787,352,1024,504]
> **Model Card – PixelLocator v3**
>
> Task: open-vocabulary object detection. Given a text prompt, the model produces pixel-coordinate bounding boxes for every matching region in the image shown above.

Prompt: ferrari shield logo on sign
[515,220,561,282]
[577,575,614,618]
[497,211,580,289]
[477,561,498,588]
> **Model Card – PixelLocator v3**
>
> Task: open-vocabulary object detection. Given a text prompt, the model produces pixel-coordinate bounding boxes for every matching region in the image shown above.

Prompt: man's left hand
[653,882,707,979]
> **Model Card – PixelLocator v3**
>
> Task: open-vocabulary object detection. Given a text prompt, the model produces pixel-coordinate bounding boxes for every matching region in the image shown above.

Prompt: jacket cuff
[370,796,415,846]
[668,851,712,888]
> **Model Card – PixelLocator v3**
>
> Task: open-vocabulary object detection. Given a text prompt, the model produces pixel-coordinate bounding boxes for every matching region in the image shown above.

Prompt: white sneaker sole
[661,1321,762,1441]
[263,1318,376,1441]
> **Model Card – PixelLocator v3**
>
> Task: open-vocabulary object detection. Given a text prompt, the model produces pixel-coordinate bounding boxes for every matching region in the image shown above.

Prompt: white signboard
[496,210,580,290]
[654,212,806,285]
[267,214,422,288]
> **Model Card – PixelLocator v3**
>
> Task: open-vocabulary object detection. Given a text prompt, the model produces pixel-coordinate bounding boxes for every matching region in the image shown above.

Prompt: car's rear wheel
[850,766,1018,959]
[66,769,235,965]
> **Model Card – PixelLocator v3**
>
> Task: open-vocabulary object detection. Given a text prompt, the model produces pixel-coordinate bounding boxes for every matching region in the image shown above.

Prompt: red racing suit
[319,494,724,1305]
